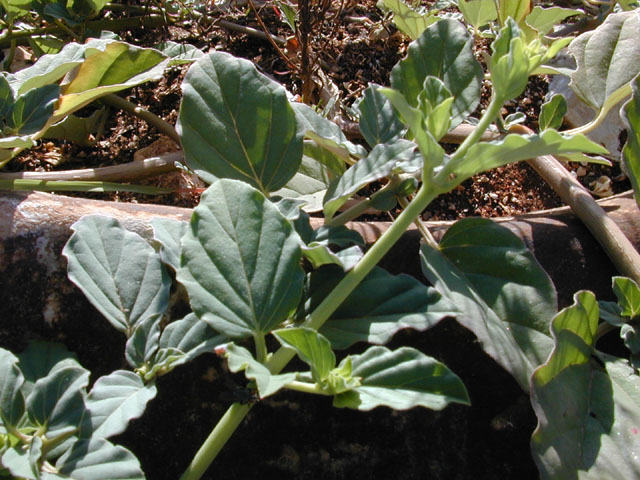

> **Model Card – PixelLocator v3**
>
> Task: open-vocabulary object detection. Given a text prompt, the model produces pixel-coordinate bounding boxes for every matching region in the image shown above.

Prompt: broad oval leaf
[438,218,557,335]
[357,84,406,148]
[274,327,336,382]
[420,241,553,392]
[55,41,170,120]
[63,215,171,336]
[333,346,469,411]
[10,39,111,95]
[302,266,455,350]
[54,438,145,480]
[0,348,25,428]
[177,179,304,338]
[390,18,483,128]
[83,370,157,439]
[457,0,497,30]
[26,365,89,436]
[8,84,59,135]
[17,342,79,400]
[177,51,303,193]
[569,10,640,114]
[382,0,437,40]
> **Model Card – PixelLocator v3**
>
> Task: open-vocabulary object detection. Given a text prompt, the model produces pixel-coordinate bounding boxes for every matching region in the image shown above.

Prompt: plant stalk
[182,184,438,480]
[285,381,332,395]
[178,403,252,480]
[100,94,181,145]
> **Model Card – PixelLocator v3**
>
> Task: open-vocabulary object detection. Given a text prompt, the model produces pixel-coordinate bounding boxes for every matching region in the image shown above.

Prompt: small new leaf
[538,94,567,131]
[224,344,295,399]
[273,327,336,382]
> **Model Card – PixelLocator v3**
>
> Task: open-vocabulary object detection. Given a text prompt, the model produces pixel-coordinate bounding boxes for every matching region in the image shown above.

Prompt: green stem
[450,92,503,163]
[268,184,438,374]
[326,183,395,227]
[179,403,252,480]
[397,196,437,248]
[101,93,181,145]
[182,184,438,480]
[254,333,268,364]
[285,381,332,395]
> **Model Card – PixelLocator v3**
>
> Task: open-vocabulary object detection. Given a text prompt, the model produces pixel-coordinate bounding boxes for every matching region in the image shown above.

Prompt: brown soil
[6,0,631,218]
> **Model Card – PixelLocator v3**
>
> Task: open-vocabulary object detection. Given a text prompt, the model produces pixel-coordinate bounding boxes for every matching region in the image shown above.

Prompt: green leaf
[418,76,454,141]
[17,342,79,399]
[0,135,33,149]
[488,18,531,101]
[293,102,365,160]
[68,0,109,18]
[357,84,406,148]
[274,327,336,382]
[380,87,443,174]
[301,266,455,350]
[622,74,640,207]
[438,218,557,335]
[125,316,161,368]
[154,313,226,373]
[382,0,437,40]
[390,18,483,128]
[1,436,41,480]
[83,370,157,439]
[10,39,111,95]
[43,108,108,145]
[443,129,609,191]
[177,180,304,338]
[302,244,363,271]
[420,241,553,392]
[7,84,59,135]
[26,365,90,436]
[154,41,204,65]
[531,292,640,479]
[612,276,640,319]
[274,154,333,213]
[63,215,171,336]
[311,225,364,248]
[177,52,302,193]
[0,348,25,429]
[457,0,497,30]
[54,41,169,121]
[323,140,417,220]
[568,11,640,113]
[525,6,580,36]
[224,343,295,399]
[539,94,567,131]
[333,346,469,411]
[496,0,530,26]
[150,218,188,273]
[0,74,14,118]
[53,438,145,480]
